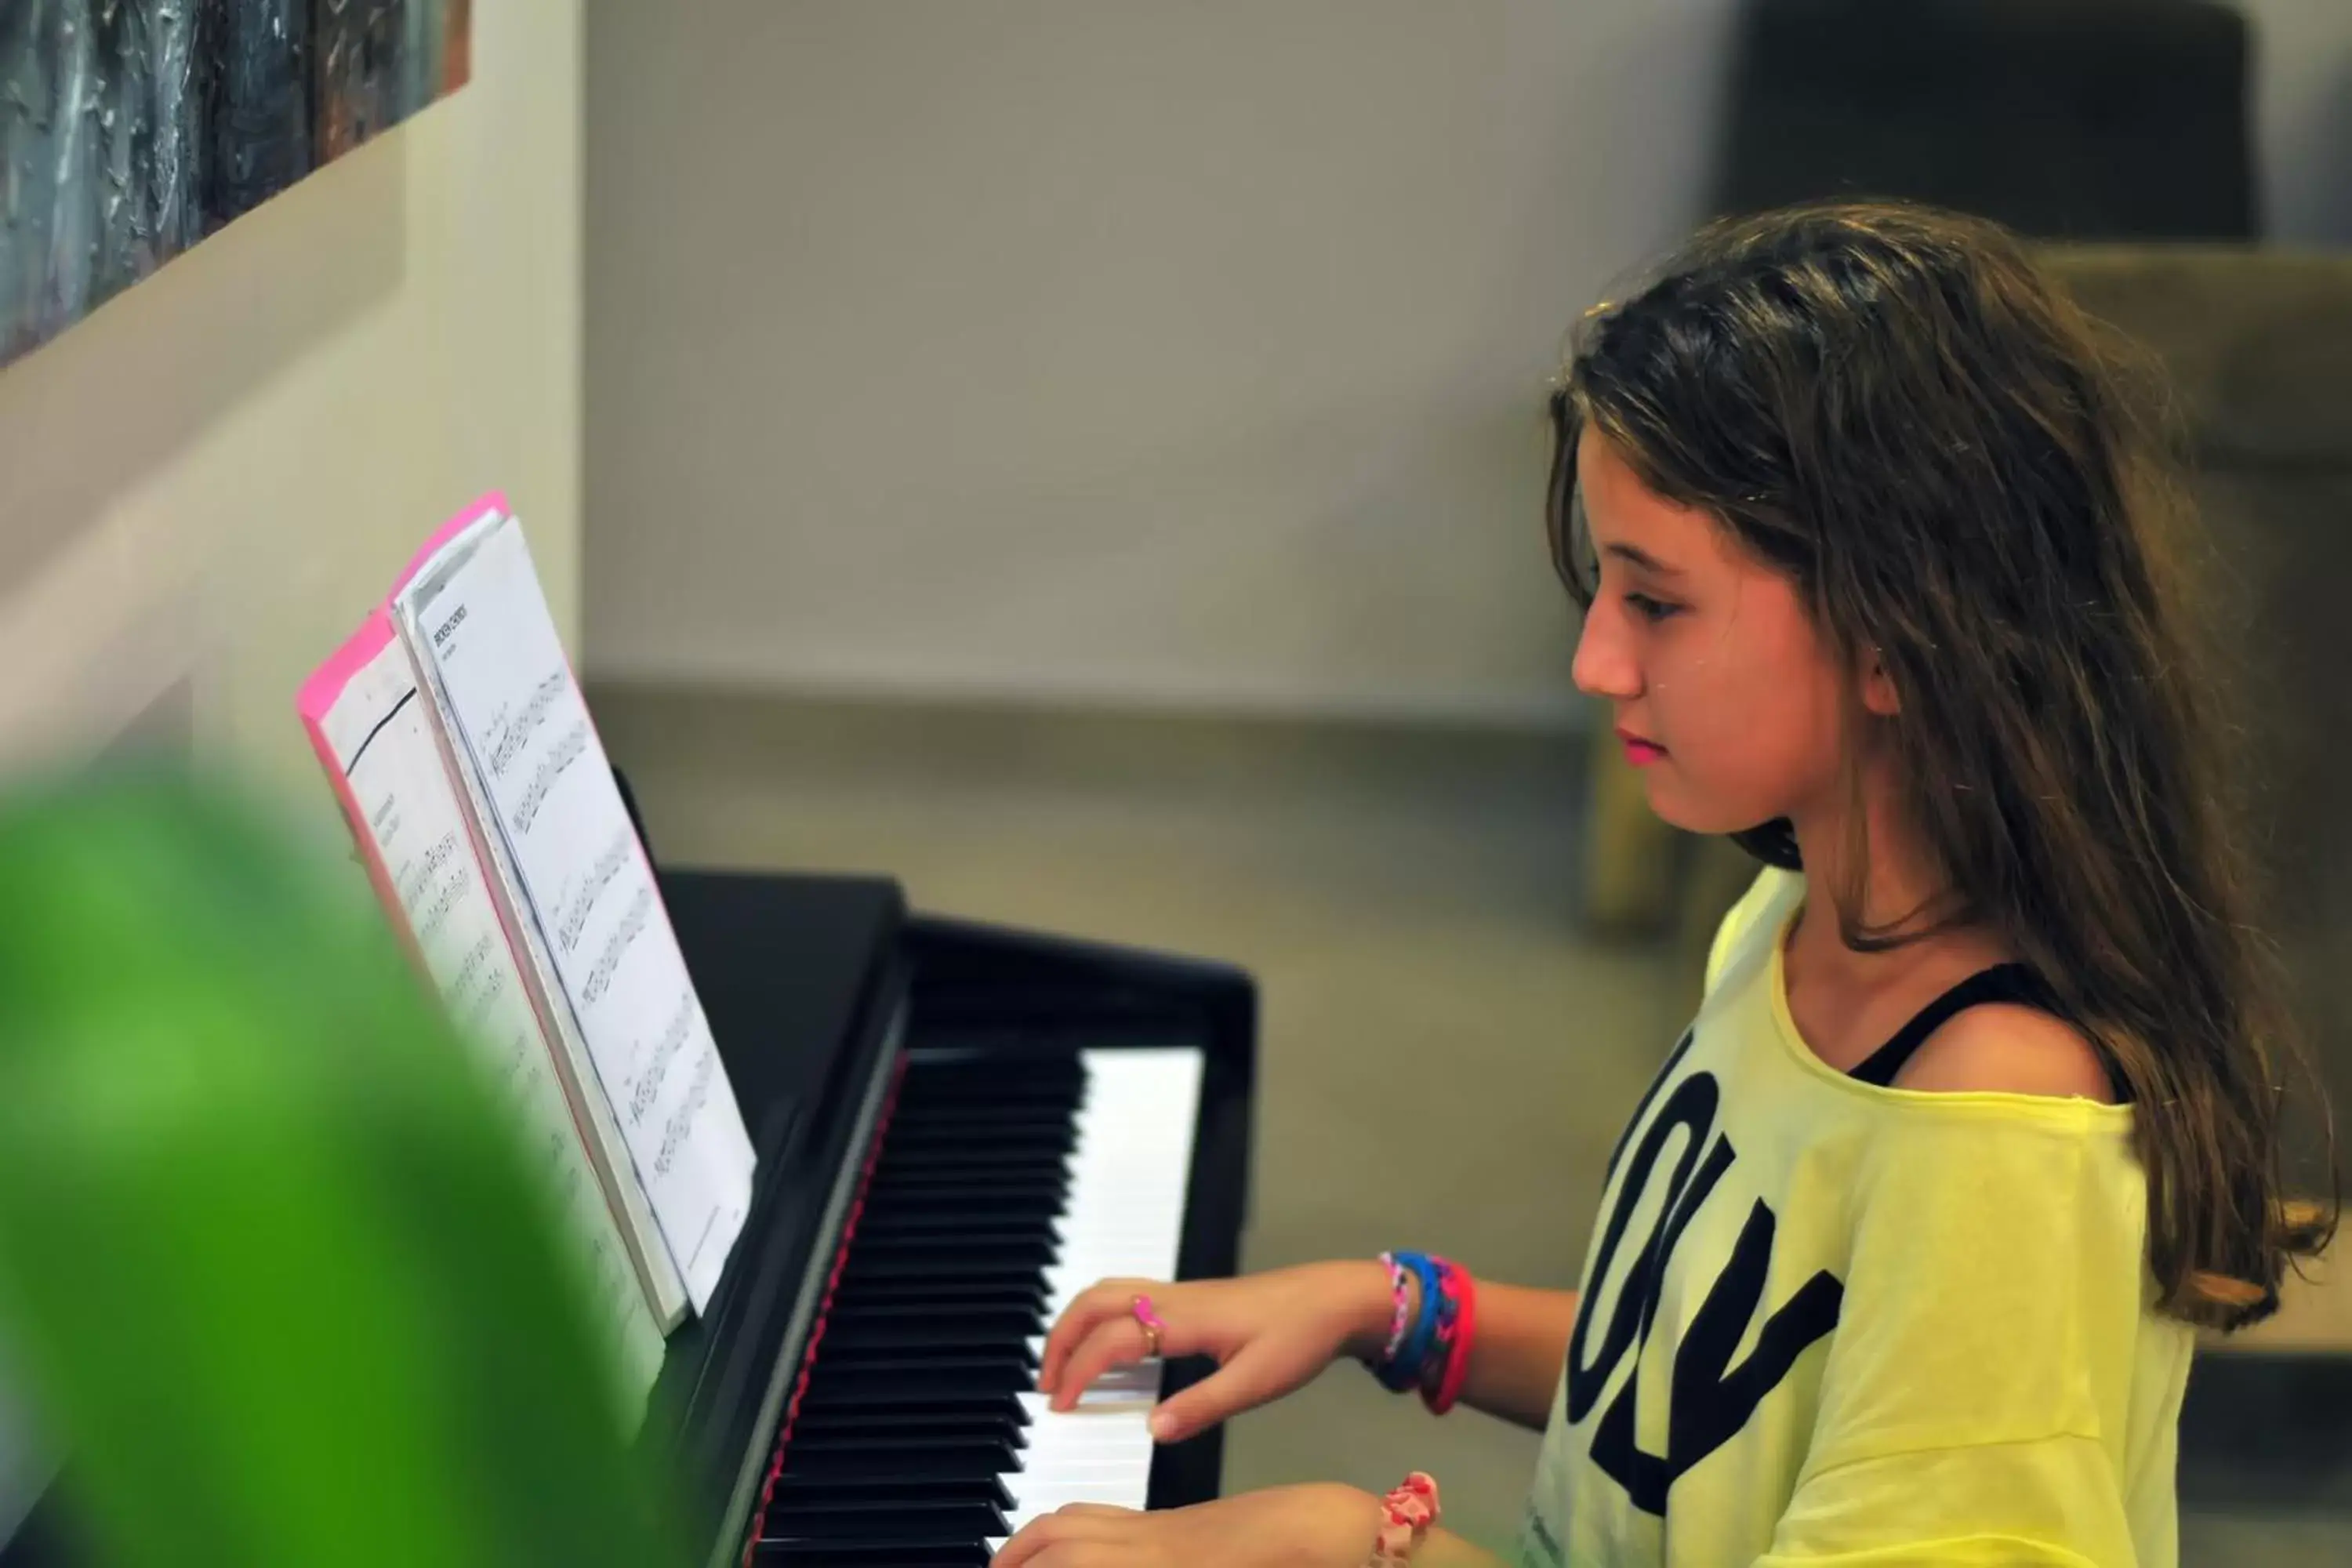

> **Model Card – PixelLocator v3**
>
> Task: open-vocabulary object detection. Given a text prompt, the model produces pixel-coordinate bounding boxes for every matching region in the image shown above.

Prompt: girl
[995,200,2332,1567]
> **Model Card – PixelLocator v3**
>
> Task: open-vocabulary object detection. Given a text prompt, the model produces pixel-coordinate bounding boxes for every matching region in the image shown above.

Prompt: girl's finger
[1037,1277,1153,1394]
[1143,1338,1283,1443]
[1047,1312,1152,1412]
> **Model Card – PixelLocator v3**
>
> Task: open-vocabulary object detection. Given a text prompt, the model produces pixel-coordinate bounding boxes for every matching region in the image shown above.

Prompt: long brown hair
[1547,199,2333,1330]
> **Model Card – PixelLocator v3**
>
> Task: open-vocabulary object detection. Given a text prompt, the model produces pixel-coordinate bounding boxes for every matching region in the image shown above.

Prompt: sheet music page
[318,633,669,1421]
[401,517,754,1312]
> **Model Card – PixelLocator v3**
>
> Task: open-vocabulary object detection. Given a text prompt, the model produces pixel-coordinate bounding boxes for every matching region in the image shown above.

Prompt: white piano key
[984,1047,1202,1554]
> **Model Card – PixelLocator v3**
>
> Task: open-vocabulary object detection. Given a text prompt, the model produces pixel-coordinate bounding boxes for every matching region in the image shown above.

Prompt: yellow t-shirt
[1518,868,2192,1567]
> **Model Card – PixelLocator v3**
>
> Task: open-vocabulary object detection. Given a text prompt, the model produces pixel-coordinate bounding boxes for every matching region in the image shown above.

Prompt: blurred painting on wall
[0,0,472,370]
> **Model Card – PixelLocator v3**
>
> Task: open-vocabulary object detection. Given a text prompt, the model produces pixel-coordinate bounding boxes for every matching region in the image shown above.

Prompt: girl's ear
[1861,645,1902,717]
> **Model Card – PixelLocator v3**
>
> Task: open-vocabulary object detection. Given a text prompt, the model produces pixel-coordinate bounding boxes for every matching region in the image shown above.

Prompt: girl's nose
[1571,600,1640,702]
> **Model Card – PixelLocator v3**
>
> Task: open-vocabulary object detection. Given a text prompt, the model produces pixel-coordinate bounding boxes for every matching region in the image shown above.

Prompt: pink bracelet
[1427,1269,1478,1415]
[1410,1258,1479,1414]
[1365,1472,1440,1566]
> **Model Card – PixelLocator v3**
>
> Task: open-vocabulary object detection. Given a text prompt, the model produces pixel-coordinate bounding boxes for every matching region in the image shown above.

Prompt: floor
[594,683,2352,1562]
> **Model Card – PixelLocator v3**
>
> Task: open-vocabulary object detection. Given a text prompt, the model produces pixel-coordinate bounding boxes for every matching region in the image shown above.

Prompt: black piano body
[0,866,1255,1567]
[653,869,1257,1564]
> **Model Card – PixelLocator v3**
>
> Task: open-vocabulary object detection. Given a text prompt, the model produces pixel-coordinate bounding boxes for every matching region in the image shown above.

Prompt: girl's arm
[1341,1272,1577,1432]
[1453,1280,1579,1431]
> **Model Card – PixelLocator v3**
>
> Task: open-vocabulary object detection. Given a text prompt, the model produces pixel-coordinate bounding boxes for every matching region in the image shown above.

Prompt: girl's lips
[1617,728,1666,766]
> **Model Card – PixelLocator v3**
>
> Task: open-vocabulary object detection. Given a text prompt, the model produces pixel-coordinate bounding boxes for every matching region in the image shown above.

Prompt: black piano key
[897,1076,1080,1102]
[782,1438,1018,1480]
[874,1148,1072,1172]
[891,1088,1079,1113]
[849,1190,1069,1225]
[877,1142,1063,1164]
[805,1348,1033,1384]
[817,1341,1040,1376]
[869,1166,1071,1196]
[869,1163,1069,1189]
[789,1411,1026,1449]
[828,1316,1049,1354]
[839,1261,1056,1294]
[850,1222,1062,1250]
[865,1171,1068,1195]
[754,1543,993,1567]
[826,1280,1048,1315]
[882,1110,1076,1134]
[885,1123,1076,1152]
[851,1220,1064,1253]
[761,1497,1011,1541]
[864,1196,1065,1225]
[762,1471,1018,1511]
[795,1368,1029,1410]
[899,1054,1084,1091]
[890,1108,1078,1134]
[838,1239,1058,1275]
[791,1396,1032,1436]
[858,1207,1065,1238]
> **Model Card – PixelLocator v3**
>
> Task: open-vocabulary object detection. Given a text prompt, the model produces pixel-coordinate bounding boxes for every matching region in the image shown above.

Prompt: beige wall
[584,0,1748,727]
[0,0,585,834]
[583,0,2350,727]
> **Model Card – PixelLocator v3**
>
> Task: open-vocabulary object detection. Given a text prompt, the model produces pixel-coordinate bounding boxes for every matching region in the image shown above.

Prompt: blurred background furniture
[1715,0,2258,241]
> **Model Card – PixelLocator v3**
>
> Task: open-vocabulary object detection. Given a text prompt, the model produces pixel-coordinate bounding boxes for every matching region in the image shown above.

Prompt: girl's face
[1570,430,1879,836]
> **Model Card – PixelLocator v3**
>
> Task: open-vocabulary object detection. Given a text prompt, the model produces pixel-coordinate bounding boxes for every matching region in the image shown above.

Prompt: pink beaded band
[1366,1472,1440,1566]
[1418,1259,1479,1415]
[1428,1267,1478,1415]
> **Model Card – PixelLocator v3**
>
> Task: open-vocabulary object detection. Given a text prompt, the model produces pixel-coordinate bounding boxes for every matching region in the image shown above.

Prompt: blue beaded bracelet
[1377,1250,1443,1392]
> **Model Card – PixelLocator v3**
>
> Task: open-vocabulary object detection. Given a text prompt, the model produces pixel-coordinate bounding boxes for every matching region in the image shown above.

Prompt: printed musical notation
[486,672,566,780]
[655,1049,718,1180]
[582,884,653,1008]
[514,720,587,837]
[316,626,668,1407]
[630,988,697,1131]
[407,515,753,1312]
[558,828,635,956]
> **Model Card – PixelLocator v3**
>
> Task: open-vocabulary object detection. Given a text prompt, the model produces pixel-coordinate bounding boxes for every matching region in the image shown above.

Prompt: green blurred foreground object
[0,774,688,1568]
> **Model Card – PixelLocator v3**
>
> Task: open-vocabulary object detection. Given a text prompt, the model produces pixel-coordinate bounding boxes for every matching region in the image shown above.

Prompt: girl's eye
[1624,592,1682,624]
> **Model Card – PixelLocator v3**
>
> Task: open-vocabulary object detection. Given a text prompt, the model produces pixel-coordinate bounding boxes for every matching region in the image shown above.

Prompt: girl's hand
[993,1485,1381,1568]
[1037,1262,1396,1443]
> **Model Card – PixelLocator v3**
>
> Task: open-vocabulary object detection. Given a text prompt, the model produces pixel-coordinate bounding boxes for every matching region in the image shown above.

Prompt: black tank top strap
[1846,963,2061,1089]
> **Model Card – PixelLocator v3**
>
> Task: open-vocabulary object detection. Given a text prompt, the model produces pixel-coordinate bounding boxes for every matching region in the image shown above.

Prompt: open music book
[297,494,756,1423]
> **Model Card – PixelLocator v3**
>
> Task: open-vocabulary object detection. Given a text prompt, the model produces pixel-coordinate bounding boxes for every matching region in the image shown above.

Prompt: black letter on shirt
[1586,1189,1844,1513]
[1566,1069,1722,1423]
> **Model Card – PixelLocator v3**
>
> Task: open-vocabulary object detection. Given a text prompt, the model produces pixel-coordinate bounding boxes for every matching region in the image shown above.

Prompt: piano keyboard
[749,1046,1204,1565]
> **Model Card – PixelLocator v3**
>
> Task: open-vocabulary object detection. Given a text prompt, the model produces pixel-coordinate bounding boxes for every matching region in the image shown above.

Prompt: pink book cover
[295,608,426,971]
[293,489,511,980]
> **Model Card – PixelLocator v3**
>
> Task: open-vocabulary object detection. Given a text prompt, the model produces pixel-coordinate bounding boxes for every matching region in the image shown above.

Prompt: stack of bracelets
[1367,1249,1479,1414]
[1351,1252,1472,1563]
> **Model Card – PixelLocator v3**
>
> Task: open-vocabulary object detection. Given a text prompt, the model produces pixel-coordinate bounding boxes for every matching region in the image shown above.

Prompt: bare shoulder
[1891,1003,2119,1104]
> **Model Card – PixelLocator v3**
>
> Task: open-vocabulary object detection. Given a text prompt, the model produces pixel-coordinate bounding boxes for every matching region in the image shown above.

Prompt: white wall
[583,0,2351,728]
[585,0,1744,727]
[0,1,586,827]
